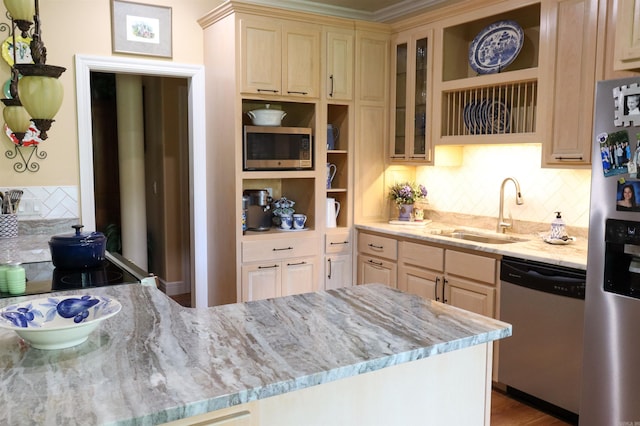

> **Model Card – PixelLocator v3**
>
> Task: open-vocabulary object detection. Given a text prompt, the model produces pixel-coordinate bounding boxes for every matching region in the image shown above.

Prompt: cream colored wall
[0,0,220,189]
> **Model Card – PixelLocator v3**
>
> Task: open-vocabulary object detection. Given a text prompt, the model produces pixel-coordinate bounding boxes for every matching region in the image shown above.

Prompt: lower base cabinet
[445,276,496,318]
[357,254,397,287]
[356,231,398,287]
[325,254,352,290]
[324,231,353,290]
[242,257,317,302]
[163,342,492,426]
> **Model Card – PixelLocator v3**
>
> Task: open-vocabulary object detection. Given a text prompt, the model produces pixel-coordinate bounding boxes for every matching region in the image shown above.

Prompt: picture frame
[111,0,172,58]
[613,83,640,127]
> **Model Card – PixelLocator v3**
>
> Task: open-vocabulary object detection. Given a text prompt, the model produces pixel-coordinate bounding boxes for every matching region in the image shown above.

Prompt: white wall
[415,144,592,229]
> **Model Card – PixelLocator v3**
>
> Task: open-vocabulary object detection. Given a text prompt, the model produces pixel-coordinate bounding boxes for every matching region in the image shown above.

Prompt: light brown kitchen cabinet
[240,17,321,98]
[325,28,354,100]
[614,0,640,70]
[357,231,398,288]
[354,25,390,224]
[324,231,353,290]
[390,27,434,163]
[397,238,498,317]
[242,256,317,301]
[444,249,498,317]
[398,240,443,301]
[241,237,319,301]
[541,0,599,166]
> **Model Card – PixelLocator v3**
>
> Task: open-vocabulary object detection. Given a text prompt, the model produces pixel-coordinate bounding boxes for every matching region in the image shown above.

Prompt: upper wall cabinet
[540,0,599,167]
[432,3,542,145]
[325,27,354,100]
[390,28,434,163]
[614,0,640,70]
[241,17,321,98]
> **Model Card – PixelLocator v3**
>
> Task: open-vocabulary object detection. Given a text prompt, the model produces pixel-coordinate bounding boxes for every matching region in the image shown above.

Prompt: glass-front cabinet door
[390,29,433,163]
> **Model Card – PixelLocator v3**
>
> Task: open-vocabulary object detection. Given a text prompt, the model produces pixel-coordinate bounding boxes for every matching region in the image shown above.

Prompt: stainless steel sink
[438,229,527,244]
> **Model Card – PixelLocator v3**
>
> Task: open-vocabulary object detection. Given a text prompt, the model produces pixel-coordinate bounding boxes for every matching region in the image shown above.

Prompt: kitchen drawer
[358,232,398,261]
[399,241,444,272]
[325,230,351,254]
[445,250,496,285]
[242,237,320,263]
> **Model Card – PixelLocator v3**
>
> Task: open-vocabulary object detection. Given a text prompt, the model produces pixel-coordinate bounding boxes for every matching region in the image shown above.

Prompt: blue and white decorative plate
[487,100,511,133]
[468,20,524,74]
[0,295,121,350]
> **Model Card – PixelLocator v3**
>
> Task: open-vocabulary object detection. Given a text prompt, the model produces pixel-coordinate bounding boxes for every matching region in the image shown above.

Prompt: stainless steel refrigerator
[581,77,640,425]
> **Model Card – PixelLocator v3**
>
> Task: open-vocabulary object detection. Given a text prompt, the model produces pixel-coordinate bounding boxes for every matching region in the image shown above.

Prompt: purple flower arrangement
[388,182,428,205]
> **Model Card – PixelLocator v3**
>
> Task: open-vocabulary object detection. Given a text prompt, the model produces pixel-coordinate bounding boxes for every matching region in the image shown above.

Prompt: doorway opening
[90,72,191,303]
[75,55,208,308]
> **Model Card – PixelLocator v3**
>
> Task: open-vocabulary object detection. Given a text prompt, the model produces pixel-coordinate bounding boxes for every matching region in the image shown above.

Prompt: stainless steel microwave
[243,126,313,170]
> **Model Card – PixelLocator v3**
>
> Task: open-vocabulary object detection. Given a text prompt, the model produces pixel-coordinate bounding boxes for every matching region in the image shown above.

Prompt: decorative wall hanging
[1,0,66,172]
[111,0,172,58]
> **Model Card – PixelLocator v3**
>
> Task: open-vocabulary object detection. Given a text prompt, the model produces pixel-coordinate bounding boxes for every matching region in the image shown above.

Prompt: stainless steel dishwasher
[498,256,585,425]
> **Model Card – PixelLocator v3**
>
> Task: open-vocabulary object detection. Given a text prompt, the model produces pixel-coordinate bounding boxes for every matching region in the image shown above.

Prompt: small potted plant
[271,197,295,226]
[388,181,428,221]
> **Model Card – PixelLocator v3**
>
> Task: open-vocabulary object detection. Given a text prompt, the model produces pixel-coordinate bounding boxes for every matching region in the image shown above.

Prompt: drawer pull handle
[327,258,332,279]
[287,261,307,266]
[368,243,384,250]
[258,264,279,269]
[330,241,349,245]
[329,74,334,97]
[554,155,583,161]
[287,90,308,95]
[367,259,383,266]
[257,89,279,93]
[273,247,294,251]
[435,276,440,301]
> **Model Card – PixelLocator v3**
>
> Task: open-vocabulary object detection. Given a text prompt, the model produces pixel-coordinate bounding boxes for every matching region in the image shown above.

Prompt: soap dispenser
[550,211,568,240]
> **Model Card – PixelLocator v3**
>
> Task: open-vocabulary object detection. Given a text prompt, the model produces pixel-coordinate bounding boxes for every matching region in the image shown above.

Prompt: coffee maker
[243,189,273,231]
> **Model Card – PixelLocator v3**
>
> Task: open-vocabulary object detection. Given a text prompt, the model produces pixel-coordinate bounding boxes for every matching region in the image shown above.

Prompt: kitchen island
[0,283,510,425]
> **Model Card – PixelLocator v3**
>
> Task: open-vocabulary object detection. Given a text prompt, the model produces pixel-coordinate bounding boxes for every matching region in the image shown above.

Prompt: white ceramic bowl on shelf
[0,294,121,350]
[247,104,286,126]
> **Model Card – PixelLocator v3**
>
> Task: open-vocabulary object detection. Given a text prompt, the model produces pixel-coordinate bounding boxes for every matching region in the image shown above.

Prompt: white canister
[326,198,341,228]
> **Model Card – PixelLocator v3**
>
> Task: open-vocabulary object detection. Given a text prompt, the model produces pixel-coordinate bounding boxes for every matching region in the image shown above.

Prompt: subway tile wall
[0,186,79,219]
[415,144,592,229]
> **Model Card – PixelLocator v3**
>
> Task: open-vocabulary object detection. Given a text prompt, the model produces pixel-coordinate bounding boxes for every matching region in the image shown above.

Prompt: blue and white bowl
[0,295,121,350]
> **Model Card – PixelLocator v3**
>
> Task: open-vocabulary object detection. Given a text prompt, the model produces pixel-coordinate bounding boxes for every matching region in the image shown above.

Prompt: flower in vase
[388,182,428,205]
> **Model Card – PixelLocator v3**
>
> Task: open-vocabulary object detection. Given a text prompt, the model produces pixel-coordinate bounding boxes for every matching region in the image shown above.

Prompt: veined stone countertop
[0,283,511,426]
[357,221,588,270]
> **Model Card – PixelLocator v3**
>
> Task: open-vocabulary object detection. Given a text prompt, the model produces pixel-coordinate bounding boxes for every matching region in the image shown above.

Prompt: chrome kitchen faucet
[497,177,524,233]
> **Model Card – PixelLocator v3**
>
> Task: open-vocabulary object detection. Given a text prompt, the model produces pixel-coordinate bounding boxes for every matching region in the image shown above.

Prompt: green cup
[0,264,8,293]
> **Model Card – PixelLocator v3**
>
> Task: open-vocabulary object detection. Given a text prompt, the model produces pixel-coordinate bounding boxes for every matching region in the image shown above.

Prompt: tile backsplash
[0,186,79,220]
[414,144,592,229]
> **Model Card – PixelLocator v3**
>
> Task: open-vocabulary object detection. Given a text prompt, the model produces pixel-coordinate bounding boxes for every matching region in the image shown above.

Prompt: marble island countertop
[0,283,511,425]
[357,221,588,270]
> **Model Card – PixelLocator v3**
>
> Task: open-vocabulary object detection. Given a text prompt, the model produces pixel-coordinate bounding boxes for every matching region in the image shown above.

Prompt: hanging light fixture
[2,0,65,141]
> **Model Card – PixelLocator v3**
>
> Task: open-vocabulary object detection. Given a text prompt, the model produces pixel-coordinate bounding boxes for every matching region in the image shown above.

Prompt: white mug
[326,198,341,228]
[293,213,307,229]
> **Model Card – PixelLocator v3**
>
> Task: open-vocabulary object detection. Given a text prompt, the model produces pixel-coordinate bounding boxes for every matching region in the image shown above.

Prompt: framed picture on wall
[111,0,172,58]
